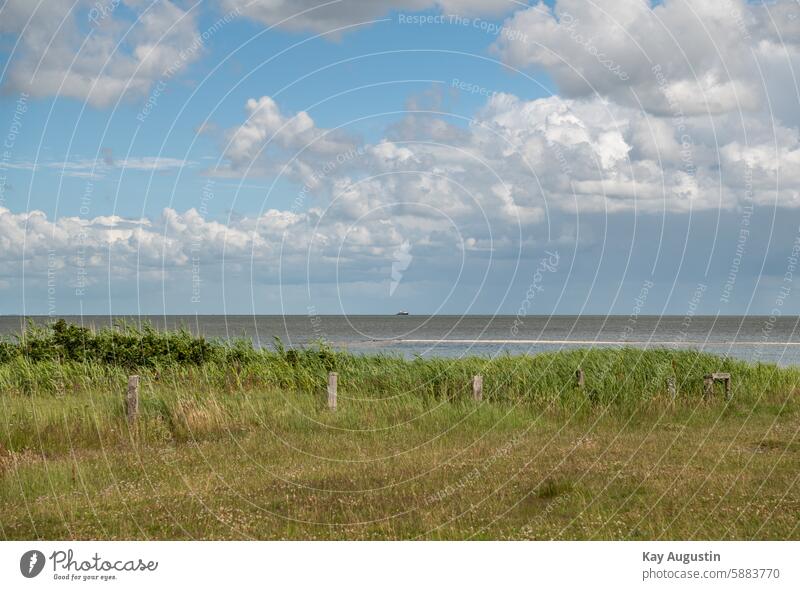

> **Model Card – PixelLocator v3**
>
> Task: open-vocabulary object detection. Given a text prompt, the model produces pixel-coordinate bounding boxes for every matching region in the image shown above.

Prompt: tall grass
[1,321,798,457]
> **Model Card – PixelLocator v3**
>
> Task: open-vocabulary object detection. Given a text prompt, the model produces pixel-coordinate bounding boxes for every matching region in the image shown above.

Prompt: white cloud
[0,0,199,107]
[492,0,800,117]
[480,92,800,211]
[216,90,800,229]
[223,96,356,172]
[115,156,192,171]
[0,201,465,292]
[3,156,192,179]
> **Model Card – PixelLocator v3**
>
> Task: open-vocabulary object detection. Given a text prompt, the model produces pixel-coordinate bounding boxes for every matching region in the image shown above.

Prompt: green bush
[6,319,234,369]
[0,341,19,363]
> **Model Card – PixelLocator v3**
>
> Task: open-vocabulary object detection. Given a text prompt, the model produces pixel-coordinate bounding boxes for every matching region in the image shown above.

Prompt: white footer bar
[1,541,797,589]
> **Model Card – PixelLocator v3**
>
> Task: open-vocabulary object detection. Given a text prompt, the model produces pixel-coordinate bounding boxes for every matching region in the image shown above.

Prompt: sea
[2,315,800,366]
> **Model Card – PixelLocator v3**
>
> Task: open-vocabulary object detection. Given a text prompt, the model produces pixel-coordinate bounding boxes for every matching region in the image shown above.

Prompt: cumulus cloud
[0,204,280,283]
[218,91,800,224]
[492,0,800,117]
[0,199,472,294]
[0,0,199,107]
[484,92,800,211]
[222,96,356,174]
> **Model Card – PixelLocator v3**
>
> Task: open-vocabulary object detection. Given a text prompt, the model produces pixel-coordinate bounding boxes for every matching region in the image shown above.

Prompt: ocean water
[2,315,800,366]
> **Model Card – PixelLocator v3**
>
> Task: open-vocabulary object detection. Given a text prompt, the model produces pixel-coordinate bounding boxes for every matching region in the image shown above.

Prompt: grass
[0,321,798,540]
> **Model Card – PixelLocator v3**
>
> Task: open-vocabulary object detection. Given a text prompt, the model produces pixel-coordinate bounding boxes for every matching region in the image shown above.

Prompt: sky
[1,0,800,317]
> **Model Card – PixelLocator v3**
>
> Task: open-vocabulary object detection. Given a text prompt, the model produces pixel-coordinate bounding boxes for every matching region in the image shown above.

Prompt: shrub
[4,320,234,369]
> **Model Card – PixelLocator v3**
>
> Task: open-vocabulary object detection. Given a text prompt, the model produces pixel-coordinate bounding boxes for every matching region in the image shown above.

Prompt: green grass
[0,322,798,540]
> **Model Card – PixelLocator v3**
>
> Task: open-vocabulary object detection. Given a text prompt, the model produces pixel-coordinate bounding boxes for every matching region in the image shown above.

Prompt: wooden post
[704,372,732,399]
[667,377,676,399]
[713,372,732,400]
[472,375,483,401]
[703,374,713,397]
[575,369,584,388]
[327,372,338,410]
[126,375,139,424]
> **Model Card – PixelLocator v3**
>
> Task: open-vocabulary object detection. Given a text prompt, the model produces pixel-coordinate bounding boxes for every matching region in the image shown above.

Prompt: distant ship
[396,310,409,316]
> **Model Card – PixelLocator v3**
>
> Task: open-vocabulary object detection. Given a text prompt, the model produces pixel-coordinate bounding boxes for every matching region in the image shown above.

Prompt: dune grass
[0,321,798,540]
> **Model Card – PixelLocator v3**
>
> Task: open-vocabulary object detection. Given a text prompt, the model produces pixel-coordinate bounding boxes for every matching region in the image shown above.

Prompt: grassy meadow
[0,320,798,540]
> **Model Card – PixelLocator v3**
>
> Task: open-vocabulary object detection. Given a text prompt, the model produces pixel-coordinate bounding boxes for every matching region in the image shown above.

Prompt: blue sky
[1,1,800,317]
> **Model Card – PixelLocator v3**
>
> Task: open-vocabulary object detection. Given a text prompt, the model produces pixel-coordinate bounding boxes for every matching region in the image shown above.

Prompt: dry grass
[1,360,798,540]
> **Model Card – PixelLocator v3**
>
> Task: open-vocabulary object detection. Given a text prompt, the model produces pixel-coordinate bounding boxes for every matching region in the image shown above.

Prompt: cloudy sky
[1,0,800,316]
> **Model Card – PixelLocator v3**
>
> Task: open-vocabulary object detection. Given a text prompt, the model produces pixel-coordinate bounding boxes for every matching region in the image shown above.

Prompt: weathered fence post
[703,374,714,397]
[704,372,732,399]
[667,377,676,399]
[327,371,338,411]
[575,369,585,388]
[126,375,139,425]
[472,375,483,401]
[714,372,731,400]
